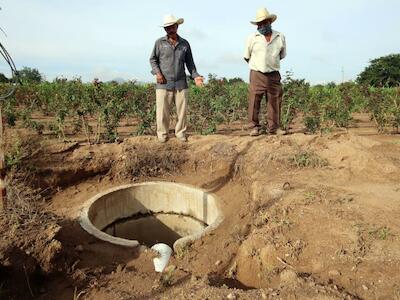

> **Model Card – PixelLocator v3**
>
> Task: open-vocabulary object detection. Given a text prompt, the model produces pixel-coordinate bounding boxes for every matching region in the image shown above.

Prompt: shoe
[249,128,260,136]
[158,137,168,143]
[269,129,287,136]
[177,136,187,142]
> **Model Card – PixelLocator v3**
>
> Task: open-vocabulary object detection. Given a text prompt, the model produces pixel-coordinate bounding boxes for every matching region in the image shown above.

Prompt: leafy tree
[357,54,400,87]
[228,77,245,84]
[17,67,43,83]
[0,73,9,83]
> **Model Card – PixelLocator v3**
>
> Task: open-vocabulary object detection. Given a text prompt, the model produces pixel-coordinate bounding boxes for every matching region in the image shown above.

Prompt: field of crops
[1,74,399,144]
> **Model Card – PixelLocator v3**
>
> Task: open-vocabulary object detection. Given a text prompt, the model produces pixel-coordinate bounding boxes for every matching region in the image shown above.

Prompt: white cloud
[181,27,207,40]
[219,53,243,65]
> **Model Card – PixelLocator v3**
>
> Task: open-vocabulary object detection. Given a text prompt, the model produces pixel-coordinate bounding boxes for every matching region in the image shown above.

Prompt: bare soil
[1,114,400,300]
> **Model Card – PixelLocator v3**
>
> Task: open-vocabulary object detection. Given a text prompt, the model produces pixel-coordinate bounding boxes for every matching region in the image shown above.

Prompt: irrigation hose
[0,40,19,100]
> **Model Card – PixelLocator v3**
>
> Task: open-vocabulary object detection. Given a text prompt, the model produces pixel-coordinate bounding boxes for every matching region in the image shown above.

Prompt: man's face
[164,24,178,36]
[257,19,271,29]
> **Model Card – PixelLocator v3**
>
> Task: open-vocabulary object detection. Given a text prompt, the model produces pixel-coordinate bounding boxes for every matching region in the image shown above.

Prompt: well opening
[80,182,223,250]
[102,212,207,248]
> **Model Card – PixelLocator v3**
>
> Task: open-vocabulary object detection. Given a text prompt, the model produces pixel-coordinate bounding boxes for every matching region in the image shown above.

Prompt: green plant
[367,87,400,132]
[1,76,399,142]
[5,137,23,168]
[289,150,328,168]
[304,191,316,202]
[160,265,176,287]
[189,74,247,134]
[369,226,392,240]
[175,244,190,260]
[281,71,310,131]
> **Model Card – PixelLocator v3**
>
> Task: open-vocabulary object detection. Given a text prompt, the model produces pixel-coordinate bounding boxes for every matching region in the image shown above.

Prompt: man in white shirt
[244,7,286,136]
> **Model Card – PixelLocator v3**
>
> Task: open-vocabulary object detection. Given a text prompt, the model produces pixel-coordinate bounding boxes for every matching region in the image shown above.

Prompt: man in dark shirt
[150,14,203,143]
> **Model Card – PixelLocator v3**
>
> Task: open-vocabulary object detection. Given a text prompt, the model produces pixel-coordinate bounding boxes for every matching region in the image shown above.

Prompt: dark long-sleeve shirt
[149,35,200,90]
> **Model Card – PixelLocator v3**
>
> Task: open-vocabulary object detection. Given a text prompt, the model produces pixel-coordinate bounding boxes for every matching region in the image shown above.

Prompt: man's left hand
[194,76,204,87]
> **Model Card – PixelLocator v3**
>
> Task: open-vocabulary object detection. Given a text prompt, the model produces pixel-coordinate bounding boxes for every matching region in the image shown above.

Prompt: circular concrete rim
[79,182,224,251]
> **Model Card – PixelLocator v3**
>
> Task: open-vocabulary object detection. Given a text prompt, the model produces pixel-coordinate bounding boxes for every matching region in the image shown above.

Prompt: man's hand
[156,72,166,84]
[194,76,204,87]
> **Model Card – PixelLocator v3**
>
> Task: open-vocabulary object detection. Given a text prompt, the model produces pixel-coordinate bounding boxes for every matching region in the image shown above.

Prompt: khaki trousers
[156,89,188,139]
[248,70,283,133]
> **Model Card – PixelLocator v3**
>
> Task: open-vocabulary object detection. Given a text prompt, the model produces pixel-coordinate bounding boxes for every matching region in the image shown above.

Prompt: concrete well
[79,182,223,250]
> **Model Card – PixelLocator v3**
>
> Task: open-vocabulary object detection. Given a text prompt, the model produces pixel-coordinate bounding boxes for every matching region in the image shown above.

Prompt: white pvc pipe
[151,243,172,272]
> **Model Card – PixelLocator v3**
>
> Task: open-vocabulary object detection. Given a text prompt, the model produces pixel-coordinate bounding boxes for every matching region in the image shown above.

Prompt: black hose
[0,40,19,100]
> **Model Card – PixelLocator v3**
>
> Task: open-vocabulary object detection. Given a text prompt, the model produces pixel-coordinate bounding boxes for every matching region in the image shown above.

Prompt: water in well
[102,212,207,248]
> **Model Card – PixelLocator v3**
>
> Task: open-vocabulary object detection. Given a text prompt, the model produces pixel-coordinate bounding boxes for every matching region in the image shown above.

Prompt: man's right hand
[156,72,166,84]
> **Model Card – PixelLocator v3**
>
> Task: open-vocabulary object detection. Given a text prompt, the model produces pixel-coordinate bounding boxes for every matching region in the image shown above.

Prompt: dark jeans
[248,70,283,133]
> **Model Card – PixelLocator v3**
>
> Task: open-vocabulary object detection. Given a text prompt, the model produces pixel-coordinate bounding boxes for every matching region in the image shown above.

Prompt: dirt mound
[1,130,400,299]
[0,172,63,299]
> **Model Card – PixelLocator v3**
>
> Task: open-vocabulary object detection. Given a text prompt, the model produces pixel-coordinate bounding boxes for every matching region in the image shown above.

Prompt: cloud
[311,53,331,65]
[181,28,207,40]
[219,53,243,65]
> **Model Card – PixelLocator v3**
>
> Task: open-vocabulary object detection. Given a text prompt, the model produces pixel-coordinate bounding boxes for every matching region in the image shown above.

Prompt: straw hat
[161,14,184,27]
[250,8,277,25]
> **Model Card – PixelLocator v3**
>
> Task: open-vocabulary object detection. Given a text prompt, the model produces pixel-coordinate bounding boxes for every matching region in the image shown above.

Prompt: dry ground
[1,115,400,300]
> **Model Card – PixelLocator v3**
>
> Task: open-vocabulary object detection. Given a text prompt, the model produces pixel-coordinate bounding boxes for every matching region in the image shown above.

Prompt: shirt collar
[255,30,280,41]
[161,34,182,43]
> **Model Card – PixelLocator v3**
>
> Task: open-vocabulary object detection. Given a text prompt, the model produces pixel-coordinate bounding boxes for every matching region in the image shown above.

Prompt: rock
[190,275,201,283]
[227,292,236,299]
[215,260,222,266]
[75,245,84,252]
[269,188,284,200]
[261,291,268,299]
[226,261,237,278]
[280,269,299,285]
[138,245,147,253]
[252,181,284,202]
[283,182,291,190]
[362,284,368,291]
[328,270,341,277]
[260,244,279,269]
[116,264,124,273]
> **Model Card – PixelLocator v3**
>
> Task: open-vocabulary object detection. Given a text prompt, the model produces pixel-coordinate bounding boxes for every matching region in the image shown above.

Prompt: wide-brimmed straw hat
[250,8,277,25]
[161,14,184,27]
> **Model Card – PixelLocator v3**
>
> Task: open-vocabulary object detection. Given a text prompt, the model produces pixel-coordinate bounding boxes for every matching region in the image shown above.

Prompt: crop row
[0,74,399,143]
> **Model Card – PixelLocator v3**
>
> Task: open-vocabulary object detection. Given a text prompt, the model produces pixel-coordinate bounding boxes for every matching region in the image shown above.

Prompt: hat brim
[250,14,277,25]
[161,18,184,27]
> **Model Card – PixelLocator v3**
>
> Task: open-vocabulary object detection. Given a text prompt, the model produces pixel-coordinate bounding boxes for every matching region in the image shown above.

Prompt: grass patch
[1,170,59,240]
[4,133,43,170]
[288,150,328,168]
[175,243,190,260]
[369,226,392,240]
[160,265,176,287]
[118,142,187,178]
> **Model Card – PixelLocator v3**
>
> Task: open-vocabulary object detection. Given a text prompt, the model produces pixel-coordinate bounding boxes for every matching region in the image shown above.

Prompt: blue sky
[1,0,399,83]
